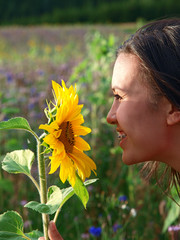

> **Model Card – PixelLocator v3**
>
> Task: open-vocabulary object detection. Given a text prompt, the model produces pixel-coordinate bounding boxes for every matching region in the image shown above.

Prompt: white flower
[130,208,137,217]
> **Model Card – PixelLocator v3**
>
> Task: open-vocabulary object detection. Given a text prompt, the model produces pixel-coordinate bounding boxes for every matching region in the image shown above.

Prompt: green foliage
[0,117,39,140]
[0,117,32,131]
[162,201,180,233]
[0,0,179,25]
[25,230,44,240]
[0,211,23,236]
[25,179,98,214]
[162,187,180,233]
[2,150,34,175]
[72,174,89,209]
[0,211,43,240]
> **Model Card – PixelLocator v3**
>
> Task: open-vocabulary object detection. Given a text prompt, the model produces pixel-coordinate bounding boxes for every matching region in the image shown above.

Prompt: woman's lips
[117,130,127,146]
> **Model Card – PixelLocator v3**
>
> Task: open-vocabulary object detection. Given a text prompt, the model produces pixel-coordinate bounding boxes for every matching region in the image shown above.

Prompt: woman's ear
[167,105,180,126]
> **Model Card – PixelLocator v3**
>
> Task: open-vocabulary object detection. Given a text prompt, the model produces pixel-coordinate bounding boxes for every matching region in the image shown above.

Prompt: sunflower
[39,80,96,187]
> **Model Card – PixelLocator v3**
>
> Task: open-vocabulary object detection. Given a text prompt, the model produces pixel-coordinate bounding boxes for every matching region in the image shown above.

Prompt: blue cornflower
[118,195,128,202]
[89,226,102,237]
[6,72,13,83]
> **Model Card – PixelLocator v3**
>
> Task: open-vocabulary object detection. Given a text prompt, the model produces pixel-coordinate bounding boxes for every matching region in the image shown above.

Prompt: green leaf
[25,179,98,214]
[57,179,98,210]
[24,201,52,214]
[84,178,98,186]
[162,201,180,233]
[0,117,39,140]
[46,185,63,212]
[0,117,32,132]
[2,149,35,175]
[73,174,89,208]
[25,185,63,214]
[0,211,25,240]
[25,230,43,240]
[0,211,42,240]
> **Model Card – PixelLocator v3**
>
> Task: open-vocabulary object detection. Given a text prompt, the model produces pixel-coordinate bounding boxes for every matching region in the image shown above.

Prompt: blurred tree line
[0,0,179,25]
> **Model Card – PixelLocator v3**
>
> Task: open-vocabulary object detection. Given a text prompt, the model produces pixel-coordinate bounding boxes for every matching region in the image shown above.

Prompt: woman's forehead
[111,53,144,91]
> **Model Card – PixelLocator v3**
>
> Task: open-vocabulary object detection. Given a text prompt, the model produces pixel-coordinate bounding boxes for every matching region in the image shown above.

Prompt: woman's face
[107,53,170,165]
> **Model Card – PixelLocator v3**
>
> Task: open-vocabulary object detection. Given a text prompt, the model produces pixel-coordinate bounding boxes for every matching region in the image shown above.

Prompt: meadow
[0,23,179,240]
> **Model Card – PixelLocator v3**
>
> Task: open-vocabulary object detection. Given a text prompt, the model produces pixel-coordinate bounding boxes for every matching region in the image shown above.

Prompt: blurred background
[0,1,180,239]
[0,0,179,25]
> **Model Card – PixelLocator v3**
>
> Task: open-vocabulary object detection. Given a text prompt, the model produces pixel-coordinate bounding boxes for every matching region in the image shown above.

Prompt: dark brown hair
[117,18,180,199]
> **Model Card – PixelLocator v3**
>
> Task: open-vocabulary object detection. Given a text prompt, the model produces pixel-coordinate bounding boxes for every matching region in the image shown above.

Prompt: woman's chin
[122,154,142,165]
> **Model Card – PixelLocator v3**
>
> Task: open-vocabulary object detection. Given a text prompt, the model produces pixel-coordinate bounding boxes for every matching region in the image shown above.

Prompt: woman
[39,18,180,240]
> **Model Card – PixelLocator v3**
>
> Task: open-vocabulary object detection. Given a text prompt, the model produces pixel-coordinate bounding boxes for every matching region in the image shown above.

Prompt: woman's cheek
[116,102,135,127]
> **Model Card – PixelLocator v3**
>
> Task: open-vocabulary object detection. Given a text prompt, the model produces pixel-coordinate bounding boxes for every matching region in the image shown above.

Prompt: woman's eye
[114,94,122,101]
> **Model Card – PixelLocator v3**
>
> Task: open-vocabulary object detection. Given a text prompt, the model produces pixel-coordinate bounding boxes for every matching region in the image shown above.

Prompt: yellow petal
[68,148,96,182]
[71,116,84,125]
[53,129,62,138]
[56,103,69,125]
[61,80,68,91]
[49,155,61,174]
[50,121,59,130]
[43,134,57,145]
[69,153,89,181]
[53,141,65,154]
[68,170,76,187]
[73,126,91,136]
[75,137,91,151]
[43,134,65,154]
[39,124,54,133]
[68,105,83,122]
[71,148,96,171]
[52,80,60,101]
[59,155,73,183]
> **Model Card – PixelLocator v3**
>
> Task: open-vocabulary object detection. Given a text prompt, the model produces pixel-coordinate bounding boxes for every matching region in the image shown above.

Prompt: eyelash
[114,94,123,101]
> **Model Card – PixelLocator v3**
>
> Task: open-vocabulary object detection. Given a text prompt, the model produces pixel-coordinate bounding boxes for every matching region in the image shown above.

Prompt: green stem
[37,140,49,240]
[53,206,61,223]
[27,174,40,194]
[28,129,40,142]
[22,234,31,240]
[91,103,97,155]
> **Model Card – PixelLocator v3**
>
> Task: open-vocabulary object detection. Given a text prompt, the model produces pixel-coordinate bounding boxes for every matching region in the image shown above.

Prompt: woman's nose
[106,105,117,125]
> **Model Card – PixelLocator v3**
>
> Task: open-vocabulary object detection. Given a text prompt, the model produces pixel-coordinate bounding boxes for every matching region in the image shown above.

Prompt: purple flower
[89,226,102,237]
[24,220,32,228]
[87,185,94,192]
[20,200,28,206]
[30,87,37,95]
[168,224,180,232]
[36,69,45,76]
[28,103,35,110]
[119,195,128,202]
[81,233,90,239]
[113,223,122,233]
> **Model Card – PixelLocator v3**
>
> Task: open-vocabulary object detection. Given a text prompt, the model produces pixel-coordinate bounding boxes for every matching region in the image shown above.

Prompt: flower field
[0,23,178,239]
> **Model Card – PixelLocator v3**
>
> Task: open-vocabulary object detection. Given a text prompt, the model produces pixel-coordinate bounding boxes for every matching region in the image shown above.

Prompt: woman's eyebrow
[112,86,125,93]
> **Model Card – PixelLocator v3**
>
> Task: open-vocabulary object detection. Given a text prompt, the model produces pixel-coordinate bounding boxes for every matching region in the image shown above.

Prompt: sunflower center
[59,121,75,153]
